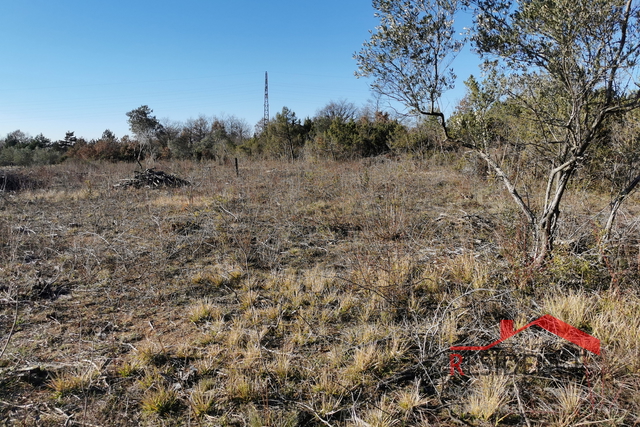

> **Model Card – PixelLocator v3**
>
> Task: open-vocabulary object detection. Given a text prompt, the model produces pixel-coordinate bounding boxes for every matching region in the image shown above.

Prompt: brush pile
[114,168,190,189]
[0,170,36,192]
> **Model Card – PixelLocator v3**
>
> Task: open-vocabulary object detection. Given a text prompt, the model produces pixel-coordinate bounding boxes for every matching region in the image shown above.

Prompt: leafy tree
[355,0,463,124]
[391,115,447,156]
[126,105,164,163]
[126,105,163,139]
[101,129,117,142]
[3,130,30,148]
[170,116,209,159]
[0,147,33,166]
[168,132,193,160]
[185,116,211,144]
[27,134,51,150]
[194,119,230,160]
[0,130,61,166]
[356,0,640,266]
[31,147,62,165]
[356,111,404,156]
[318,118,360,159]
[65,138,94,161]
[92,133,121,161]
[308,100,407,159]
[262,107,308,160]
[54,131,77,151]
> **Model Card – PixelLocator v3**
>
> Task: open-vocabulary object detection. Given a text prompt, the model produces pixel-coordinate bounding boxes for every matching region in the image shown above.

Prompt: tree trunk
[530,164,574,266]
[533,214,555,268]
[600,172,640,254]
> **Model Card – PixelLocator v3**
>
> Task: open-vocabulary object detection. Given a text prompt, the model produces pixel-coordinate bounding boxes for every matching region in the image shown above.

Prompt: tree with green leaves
[2,130,30,148]
[28,133,51,150]
[55,131,77,151]
[262,107,308,160]
[126,105,164,163]
[355,0,464,126]
[356,0,640,266]
[194,119,230,160]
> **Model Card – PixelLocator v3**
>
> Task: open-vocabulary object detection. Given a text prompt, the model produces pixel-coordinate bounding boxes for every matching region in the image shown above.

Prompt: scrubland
[1,156,639,426]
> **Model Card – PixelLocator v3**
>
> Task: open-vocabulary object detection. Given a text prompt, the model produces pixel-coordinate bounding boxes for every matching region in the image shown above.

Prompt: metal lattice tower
[263,72,269,129]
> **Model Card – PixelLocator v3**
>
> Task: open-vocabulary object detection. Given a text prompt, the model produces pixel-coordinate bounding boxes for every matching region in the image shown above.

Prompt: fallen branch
[0,298,18,360]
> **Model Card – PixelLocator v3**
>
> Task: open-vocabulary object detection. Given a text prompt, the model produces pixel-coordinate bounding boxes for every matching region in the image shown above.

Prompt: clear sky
[0,1,478,141]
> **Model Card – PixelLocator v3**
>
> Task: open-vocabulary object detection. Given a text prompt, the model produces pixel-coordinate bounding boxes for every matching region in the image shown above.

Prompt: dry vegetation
[1,157,639,426]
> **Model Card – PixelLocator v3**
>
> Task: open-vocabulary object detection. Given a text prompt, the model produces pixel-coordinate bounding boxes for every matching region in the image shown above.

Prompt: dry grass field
[1,157,639,426]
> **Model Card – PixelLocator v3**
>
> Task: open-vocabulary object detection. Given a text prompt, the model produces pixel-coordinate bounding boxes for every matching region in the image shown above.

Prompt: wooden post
[235,158,239,177]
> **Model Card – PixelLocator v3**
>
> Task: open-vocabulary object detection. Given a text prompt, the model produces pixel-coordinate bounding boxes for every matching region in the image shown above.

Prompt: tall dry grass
[0,157,638,426]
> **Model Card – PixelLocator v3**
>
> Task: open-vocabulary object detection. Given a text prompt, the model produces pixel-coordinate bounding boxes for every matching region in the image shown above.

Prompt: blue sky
[0,1,478,141]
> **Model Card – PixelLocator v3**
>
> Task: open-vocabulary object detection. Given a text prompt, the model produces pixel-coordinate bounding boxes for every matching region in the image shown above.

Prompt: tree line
[0,100,447,166]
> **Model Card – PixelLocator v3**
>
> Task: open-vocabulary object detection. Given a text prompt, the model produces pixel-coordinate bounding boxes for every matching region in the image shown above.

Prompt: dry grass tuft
[140,385,180,416]
[465,373,510,421]
[395,380,431,417]
[135,341,170,367]
[48,366,97,398]
[352,405,399,427]
[543,288,595,329]
[188,297,222,323]
[552,382,584,426]
[189,379,217,417]
[444,252,490,288]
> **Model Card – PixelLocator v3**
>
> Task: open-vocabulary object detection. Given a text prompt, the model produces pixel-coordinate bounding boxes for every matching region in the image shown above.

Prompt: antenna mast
[263,72,269,129]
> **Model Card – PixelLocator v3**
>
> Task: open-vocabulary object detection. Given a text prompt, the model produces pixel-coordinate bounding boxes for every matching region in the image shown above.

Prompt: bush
[0,169,39,191]
[32,148,63,165]
[0,147,33,166]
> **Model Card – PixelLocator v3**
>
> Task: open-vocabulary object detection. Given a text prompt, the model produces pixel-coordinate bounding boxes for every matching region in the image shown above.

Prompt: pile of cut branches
[0,170,37,192]
[114,168,190,189]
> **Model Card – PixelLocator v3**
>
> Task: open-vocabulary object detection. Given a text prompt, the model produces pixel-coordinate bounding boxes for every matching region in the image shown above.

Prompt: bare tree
[316,100,359,122]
